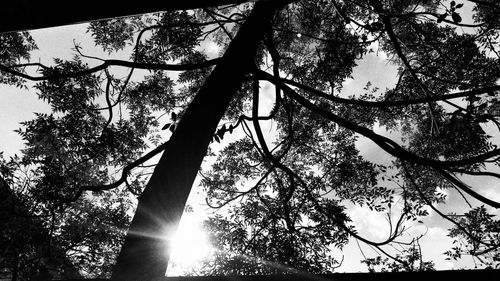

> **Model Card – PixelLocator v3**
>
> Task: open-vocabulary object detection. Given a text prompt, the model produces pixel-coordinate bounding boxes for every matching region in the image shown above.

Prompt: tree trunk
[111,1,287,280]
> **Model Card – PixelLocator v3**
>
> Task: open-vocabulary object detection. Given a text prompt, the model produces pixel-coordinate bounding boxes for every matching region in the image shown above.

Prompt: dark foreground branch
[0,0,263,33]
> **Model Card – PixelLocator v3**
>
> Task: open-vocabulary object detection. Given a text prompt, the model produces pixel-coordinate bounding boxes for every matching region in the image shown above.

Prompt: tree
[361,239,435,272]
[445,205,500,268]
[0,0,500,279]
[194,0,500,274]
[1,153,131,280]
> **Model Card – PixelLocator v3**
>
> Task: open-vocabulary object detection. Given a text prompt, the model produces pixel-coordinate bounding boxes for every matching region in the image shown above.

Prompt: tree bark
[110,1,288,280]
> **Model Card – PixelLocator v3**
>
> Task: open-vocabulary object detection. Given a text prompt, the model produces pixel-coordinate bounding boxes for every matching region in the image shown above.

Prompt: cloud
[483,185,500,212]
[347,203,395,241]
[341,51,398,97]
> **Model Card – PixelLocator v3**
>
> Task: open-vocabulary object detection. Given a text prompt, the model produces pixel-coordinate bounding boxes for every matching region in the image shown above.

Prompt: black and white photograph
[0,1,499,280]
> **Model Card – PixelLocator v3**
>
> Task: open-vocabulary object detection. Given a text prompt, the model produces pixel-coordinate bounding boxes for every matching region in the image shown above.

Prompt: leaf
[437,13,447,23]
[214,135,220,143]
[217,129,225,140]
[451,12,462,23]
[171,112,177,121]
[161,123,171,130]
[456,3,463,9]
[477,103,487,111]
[450,1,455,7]
[468,95,480,102]
[371,22,384,31]
[228,125,234,134]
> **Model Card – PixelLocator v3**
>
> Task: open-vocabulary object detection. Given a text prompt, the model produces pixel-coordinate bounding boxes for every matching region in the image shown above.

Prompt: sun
[168,213,211,274]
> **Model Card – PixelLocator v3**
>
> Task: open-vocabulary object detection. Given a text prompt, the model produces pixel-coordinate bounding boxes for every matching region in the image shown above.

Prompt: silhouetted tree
[1,0,499,279]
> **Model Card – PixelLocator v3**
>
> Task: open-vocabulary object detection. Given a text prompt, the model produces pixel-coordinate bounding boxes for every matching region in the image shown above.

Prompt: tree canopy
[1,0,500,280]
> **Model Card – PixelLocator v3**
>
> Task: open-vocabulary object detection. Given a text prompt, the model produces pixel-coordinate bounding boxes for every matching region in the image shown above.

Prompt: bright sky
[1,9,499,276]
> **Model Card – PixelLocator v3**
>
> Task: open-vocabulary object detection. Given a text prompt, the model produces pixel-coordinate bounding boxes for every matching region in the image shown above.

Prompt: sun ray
[167,213,211,275]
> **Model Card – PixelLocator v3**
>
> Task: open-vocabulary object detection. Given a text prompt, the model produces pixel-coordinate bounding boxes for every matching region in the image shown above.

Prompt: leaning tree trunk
[111,1,288,280]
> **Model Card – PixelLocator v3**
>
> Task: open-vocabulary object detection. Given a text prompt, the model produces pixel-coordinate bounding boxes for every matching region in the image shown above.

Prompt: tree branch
[0,58,221,81]
[402,161,499,247]
[58,141,170,207]
[274,75,500,108]
[258,70,500,169]
[251,72,407,247]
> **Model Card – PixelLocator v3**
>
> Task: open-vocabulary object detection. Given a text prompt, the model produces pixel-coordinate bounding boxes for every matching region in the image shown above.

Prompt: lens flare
[167,213,211,274]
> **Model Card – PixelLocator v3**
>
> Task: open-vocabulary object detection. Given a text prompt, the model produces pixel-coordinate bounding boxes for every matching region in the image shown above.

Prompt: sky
[1,6,499,276]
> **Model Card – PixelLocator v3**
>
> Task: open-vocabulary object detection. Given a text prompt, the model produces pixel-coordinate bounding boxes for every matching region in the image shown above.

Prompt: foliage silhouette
[0,0,500,279]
